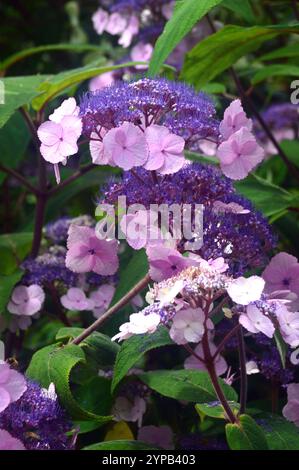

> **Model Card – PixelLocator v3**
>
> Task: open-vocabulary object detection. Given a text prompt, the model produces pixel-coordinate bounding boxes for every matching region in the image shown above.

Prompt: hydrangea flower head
[0,380,74,449]
[103,163,275,276]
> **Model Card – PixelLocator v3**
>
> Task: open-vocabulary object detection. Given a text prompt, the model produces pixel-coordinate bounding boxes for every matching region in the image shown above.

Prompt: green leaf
[0,269,23,313]
[196,401,240,420]
[27,343,111,423]
[112,326,173,392]
[43,167,119,224]
[222,0,255,23]
[235,173,297,217]
[280,140,299,169]
[138,369,238,403]
[0,75,49,129]
[0,113,30,185]
[252,64,299,84]
[32,61,154,110]
[225,414,269,450]
[74,376,113,417]
[56,327,120,367]
[111,249,149,305]
[0,232,33,275]
[181,24,299,88]
[83,440,157,450]
[148,0,223,76]
[257,413,299,450]
[201,82,226,94]
[1,43,102,71]
[260,42,299,61]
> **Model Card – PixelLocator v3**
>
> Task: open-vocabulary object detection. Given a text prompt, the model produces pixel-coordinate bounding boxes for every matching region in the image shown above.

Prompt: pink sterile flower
[89,71,115,92]
[118,15,139,47]
[227,276,265,306]
[144,125,185,174]
[106,12,127,35]
[103,122,148,170]
[49,97,79,123]
[196,256,229,274]
[219,99,252,140]
[89,128,109,165]
[120,209,159,250]
[217,127,264,180]
[113,396,146,427]
[147,245,194,282]
[111,312,161,342]
[184,340,228,377]
[282,383,299,427]
[262,252,299,296]
[92,8,109,35]
[0,430,25,450]
[89,284,115,318]
[65,224,119,275]
[37,116,82,164]
[131,42,153,69]
[277,306,299,348]
[7,285,45,316]
[138,425,174,450]
[0,361,27,413]
[60,287,94,311]
[239,304,275,338]
[170,308,213,345]
[213,200,250,215]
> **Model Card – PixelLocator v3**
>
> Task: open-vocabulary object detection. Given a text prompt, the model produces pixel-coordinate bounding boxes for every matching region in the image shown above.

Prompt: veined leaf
[225,414,269,450]
[112,327,173,392]
[138,369,238,403]
[27,343,111,423]
[148,0,223,76]
[181,24,299,88]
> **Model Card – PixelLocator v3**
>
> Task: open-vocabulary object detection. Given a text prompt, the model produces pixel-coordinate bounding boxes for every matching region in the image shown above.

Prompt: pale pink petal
[0,387,10,413]
[37,121,61,145]
[92,8,109,35]
[0,430,25,450]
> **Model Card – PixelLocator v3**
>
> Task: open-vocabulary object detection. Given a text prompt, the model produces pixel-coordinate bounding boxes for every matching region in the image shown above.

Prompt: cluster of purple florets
[80,78,219,151]
[254,103,299,143]
[102,162,276,275]
[0,380,74,450]
[21,247,78,287]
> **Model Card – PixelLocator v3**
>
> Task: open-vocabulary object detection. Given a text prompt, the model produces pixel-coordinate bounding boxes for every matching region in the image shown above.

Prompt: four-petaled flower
[66,224,119,275]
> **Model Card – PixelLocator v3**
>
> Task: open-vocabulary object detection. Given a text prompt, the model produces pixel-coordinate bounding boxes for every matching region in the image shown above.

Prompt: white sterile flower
[227,276,265,305]
[169,307,213,345]
[111,312,160,342]
[246,360,260,375]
